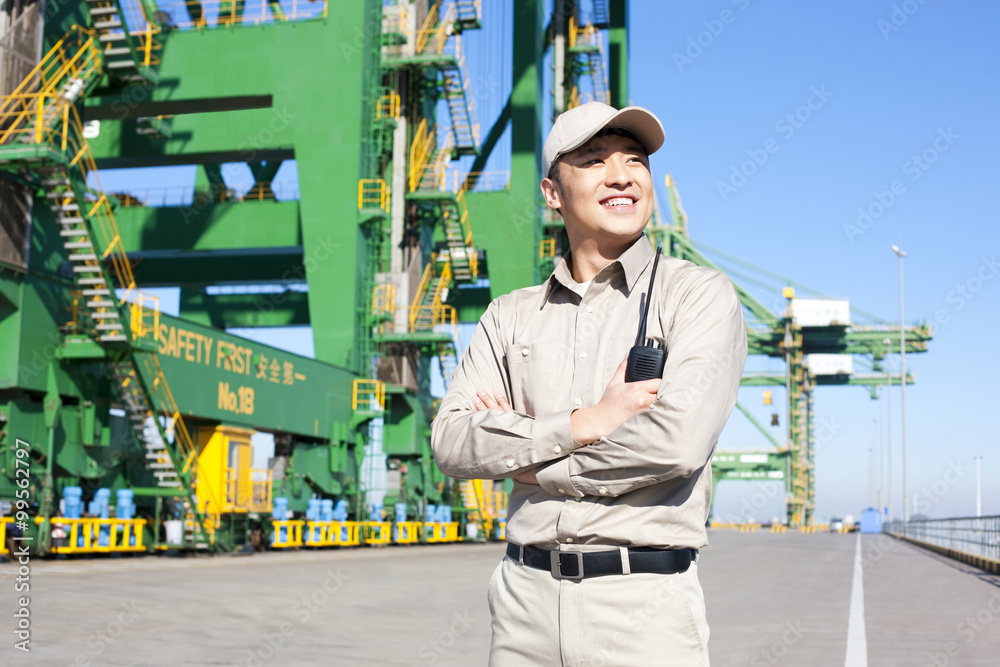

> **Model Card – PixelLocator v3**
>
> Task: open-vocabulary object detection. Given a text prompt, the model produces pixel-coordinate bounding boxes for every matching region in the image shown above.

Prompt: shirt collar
[545,235,656,299]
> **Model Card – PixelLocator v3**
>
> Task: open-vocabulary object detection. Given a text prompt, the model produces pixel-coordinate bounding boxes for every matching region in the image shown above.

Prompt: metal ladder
[85,0,160,85]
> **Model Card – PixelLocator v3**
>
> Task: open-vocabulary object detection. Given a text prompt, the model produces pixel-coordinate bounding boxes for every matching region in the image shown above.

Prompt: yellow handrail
[377,90,401,120]
[408,119,437,191]
[539,238,556,258]
[352,379,385,411]
[414,1,439,54]
[358,178,389,210]
[408,260,435,332]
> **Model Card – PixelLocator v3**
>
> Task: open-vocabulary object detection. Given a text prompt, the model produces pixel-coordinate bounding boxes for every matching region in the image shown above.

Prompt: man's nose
[604,157,632,187]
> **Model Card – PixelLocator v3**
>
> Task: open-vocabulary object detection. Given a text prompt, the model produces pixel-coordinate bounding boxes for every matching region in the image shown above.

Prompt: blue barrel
[116,490,135,545]
[306,499,321,521]
[332,500,348,522]
[395,503,408,523]
[369,503,383,522]
[272,497,288,520]
[116,489,134,520]
[425,504,437,523]
[320,499,333,522]
[271,497,288,545]
[437,505,452,523]
[63,487,83,519]
[89,488,111,518]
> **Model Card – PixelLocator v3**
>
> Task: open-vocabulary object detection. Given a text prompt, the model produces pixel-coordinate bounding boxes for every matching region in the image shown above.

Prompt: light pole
[974,456,983,518]
[884,337,892,522]
[891,245,909,521]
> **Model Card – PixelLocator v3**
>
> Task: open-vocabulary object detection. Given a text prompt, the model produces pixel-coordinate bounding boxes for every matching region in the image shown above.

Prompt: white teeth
[603,197,634,207]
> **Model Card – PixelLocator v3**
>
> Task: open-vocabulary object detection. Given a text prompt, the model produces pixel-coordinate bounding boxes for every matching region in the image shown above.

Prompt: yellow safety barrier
[28,517,148,554]
[363,521,392,545]
[299,520,361,547]
[271,519,305,548]
[424,521,460,543]
[393,521,422,544]
[800,525,818,534]
[352,379,385,411]
[770,524,788,533]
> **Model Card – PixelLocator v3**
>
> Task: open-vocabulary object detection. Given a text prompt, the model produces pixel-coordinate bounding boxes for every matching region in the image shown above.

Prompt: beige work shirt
[431,236,747,549]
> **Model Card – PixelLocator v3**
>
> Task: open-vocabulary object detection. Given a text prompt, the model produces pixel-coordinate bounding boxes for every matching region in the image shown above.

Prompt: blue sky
[98,0,998,522]
[627,0,999,522]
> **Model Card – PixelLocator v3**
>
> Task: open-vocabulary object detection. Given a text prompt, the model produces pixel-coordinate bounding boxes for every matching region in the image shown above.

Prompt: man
[430,101,747,666]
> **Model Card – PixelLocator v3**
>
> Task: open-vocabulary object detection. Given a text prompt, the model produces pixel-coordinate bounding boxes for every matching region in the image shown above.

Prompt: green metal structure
[0,0,932,560]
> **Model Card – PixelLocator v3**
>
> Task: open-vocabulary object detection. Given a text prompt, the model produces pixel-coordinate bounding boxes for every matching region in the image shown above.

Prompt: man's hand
[472,390,538,484]
[570,356,659,445]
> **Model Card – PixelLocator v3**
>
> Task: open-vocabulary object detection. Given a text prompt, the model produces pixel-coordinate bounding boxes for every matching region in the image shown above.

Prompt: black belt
[506,543,697,580]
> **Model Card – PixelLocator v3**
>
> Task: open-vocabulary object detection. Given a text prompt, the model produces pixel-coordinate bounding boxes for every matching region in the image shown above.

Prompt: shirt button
[580,352,588,360]
[585,306,594,314]
[521,348,530,356]
[506,459,515,468]
[553,445,562,454]
[574,397,582,407]
[557,488,566,494]
[598,487,608,495]
[565,538,574,544]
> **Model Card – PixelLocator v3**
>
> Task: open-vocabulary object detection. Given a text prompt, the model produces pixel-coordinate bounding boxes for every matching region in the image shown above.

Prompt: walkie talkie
[624,246,667,382]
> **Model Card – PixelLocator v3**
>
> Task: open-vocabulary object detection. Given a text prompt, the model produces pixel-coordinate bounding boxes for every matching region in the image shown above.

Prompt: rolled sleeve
[431,300,578,480]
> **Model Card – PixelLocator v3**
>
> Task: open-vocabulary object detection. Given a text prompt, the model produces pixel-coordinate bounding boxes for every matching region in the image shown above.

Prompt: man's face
[541,132,654,245]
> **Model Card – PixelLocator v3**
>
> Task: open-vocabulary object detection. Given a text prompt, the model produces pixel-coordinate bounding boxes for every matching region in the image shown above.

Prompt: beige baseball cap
[542,101,665,178]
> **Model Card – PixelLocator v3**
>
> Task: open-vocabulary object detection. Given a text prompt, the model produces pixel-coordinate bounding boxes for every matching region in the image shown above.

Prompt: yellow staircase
[85,0,161,85]
[0,24,214,549]
[413,1,480,154]
[409,257,454,333]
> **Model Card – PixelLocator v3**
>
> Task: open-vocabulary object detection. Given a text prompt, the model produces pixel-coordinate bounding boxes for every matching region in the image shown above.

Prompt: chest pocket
[505,341,567,417]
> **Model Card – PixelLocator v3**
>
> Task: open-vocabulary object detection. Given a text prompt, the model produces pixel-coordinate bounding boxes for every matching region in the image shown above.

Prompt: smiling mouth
[601,196,637,208]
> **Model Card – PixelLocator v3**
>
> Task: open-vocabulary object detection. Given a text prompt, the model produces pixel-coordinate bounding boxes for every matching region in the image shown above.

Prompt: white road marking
[844,533,868,667]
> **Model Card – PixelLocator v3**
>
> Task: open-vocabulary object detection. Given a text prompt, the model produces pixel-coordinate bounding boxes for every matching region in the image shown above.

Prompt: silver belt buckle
[551,550,584,580]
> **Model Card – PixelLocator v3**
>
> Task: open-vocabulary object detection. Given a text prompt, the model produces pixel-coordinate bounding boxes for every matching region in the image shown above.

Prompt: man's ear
[540,178,562,210]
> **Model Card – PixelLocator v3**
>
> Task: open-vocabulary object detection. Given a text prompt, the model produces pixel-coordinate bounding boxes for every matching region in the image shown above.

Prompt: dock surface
[1,531,998,665]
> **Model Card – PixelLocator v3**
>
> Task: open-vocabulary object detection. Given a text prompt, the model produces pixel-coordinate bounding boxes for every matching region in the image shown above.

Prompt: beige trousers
[487,544,710,667]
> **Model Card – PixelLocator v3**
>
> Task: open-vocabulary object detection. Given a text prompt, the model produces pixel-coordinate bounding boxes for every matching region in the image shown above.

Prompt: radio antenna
[634,246,662,347]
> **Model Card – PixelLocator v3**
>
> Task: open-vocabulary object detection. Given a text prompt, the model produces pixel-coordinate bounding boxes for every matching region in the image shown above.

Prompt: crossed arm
[472,357,659,485]
[430,271,747,497]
